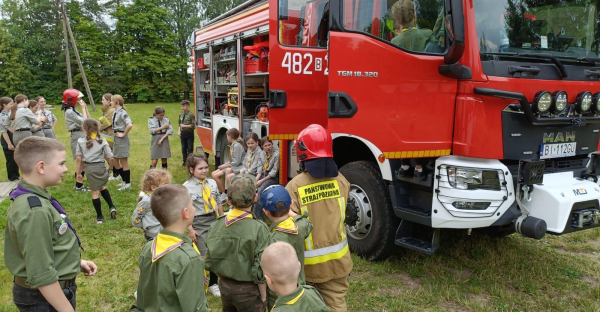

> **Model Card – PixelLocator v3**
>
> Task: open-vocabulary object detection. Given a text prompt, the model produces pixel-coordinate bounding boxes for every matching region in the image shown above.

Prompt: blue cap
[260,185,292,211]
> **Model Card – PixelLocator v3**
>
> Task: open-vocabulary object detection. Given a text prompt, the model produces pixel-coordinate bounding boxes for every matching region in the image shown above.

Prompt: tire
[215,135,230,167]
[340,161,400,261]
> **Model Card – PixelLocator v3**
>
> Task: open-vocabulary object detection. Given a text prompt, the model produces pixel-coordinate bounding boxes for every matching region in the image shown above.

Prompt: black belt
[196,212,216,218]
[84,161,105,165]
[181,130,194,133]
[69,129,81,133]
[152,133,166,136]
[15,128,30,132]
[114,130,124,133]
[14,276,76,289]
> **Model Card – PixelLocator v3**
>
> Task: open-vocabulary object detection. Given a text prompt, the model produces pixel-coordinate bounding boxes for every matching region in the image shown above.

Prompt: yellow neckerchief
[271,288,305,311]
[90,132,97,139]
[196,178,217,215]
[273,216,299,234]
[247,148,255,169]
[151,232,200,262]
[263,152,271,175]
[402,26,418,32]
[225,208,252,227]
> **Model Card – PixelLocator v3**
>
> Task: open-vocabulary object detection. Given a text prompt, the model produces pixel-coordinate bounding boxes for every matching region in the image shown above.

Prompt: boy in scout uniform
[204,174,270,312]
[260,185,313,310]
[285,124,352,312]
[5,137,98,312]
[391,0,433,52]
[133,184,209,312]
[178,100,195,167]
[261,242,329,312]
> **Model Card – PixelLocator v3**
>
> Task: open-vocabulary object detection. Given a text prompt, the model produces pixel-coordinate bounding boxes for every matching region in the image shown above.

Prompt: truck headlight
[576,91,592,113]
[451,201,491,210]
[534,91,552,113]
[447,167,501,190]
[553,91,568,113]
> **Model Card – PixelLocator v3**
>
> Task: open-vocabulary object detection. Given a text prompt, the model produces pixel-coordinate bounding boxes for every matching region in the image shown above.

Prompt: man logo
[543,132,575,143]
[573,188,588,196]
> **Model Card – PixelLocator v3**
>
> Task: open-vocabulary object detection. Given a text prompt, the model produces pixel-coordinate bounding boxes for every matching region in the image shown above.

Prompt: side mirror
[444,0,465,64]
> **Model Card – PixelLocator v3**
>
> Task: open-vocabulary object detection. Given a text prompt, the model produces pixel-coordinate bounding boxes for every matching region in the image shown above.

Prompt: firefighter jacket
[286,172,353,284]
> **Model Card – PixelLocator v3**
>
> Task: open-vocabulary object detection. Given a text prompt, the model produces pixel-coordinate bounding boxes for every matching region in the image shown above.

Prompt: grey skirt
[31,130,45,137]
[43,129,56,139]
[70,131,84,160]
[12,131,32,146]
[84,162,108,191]
[150,135,171,159]
[114,134,130,158]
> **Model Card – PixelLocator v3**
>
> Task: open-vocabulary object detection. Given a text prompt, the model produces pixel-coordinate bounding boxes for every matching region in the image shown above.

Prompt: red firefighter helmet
[62,88,81,106]
[294,124,333,162]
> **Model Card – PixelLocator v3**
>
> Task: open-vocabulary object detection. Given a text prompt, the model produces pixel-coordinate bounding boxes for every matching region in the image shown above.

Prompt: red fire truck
[192,0,600,259]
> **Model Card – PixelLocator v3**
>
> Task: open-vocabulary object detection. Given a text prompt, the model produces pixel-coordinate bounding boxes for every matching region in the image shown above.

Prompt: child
[132,184,209,312]
[132,169,172,241]
[204,174,269,311]
[100,93,120,181]
[5,137,97,311]
[178,100,195,167]
[36,96,57,139]
[148,106,173,169]
[111,94,134,190]
[28,100,45,137]
[62,88,90,192]
[75,119,117,224]
[10,94,46,146]
[211,128,245,203]
[0,97,19,181]
[261,242,329,312]
[260,184,313,310]
[183,154,222,296]
[226,132,264,190]
[254,136,280,219]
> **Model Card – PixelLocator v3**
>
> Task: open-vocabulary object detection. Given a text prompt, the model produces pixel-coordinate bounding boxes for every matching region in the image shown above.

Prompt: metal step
[395,237,438,256]
[395,219,440,255]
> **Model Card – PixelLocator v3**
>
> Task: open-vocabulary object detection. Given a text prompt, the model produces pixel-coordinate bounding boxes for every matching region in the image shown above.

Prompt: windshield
[474,0,600,59]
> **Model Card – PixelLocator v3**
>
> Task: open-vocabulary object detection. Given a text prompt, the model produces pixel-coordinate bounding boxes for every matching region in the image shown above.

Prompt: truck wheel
[340,161,399,261]
[216,135,230,167]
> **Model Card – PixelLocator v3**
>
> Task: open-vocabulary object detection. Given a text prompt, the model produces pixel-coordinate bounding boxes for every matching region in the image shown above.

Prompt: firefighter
[285,124,353,312]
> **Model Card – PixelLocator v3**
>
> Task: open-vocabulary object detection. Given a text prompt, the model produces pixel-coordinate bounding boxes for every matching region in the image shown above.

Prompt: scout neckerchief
[133,192,151,225]
[10,184,83,251]
[151,232,200,262]
[270,288,305,312]
[402,25,418,32]
[263,152,271,175]
[90,132,98,139]
[225,208,253,227]
[229,141,235,160]
[246,149,255,169]
[197,178,217,215]
[112,106,122,128]
[273,216,299,234]
[156,117,165,134]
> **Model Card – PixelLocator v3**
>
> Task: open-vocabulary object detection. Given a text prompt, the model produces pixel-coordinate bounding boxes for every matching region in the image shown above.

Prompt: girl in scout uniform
[111,94,134,191]
[132,169,172,241]
[148,106,173,169]
[100,93,119,181]
[28,100,45,137]
[211,127,245,203]
[76,119,118,224]
[62,88,90,192]
[183,153,222,297]
[226,132,264,184]
[35,96,57,139]
[0,97,19,181]
[253,136,280,219]
[10,94,47,146]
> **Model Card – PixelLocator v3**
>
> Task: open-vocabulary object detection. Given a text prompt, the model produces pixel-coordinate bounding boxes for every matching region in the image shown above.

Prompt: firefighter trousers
[310,276,349,312]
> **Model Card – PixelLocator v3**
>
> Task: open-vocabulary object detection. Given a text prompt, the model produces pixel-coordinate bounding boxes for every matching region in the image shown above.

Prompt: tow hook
[345,197,359,227]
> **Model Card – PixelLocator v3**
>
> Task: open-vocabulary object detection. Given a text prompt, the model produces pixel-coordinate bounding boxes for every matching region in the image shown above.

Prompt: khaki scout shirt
[183,177,219,217]
[134,230,208,312]
[41,109,56,129]
[240,148,265,175]
[178,111,195,133]
[131,193,162,238]
[286,172,353,284]
[229,140,245,172]
[148,116,174,135]
[4,180,81,288]
[204,209,269,284]
[12,106,40,131]
[262,150,280,178]
[76,136,114,163]
[268,215,313,309]
[272,285,330,312]
[112,106,132,132]
[64,107,84,131]
[0,110,10,133]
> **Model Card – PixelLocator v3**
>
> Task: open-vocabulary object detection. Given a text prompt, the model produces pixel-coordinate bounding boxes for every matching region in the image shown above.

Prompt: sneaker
[208,284,221,297]
[397,167,414,178]
[118,183,132,191]
[108,175,122,182]
[414,169,429,181]
[134,291,137,300]
[110,207,117,219]
[96,217,104,224]
[219,192,229,204]
[74,185,90,192]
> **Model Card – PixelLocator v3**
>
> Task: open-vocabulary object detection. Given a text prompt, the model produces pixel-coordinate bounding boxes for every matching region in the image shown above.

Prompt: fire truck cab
[193,0,600,260]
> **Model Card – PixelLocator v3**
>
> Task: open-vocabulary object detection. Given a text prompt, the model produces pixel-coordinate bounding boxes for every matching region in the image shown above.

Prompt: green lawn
[0,103,599,311]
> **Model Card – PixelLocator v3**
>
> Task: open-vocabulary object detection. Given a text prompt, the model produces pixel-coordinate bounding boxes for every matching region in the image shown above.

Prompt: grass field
[0,102,599,311]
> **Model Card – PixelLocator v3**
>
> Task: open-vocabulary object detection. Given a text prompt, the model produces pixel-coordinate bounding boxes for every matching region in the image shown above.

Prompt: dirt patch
[556,248,600,265]
[467,293,491,306]
[440,300,473,312]
[378,272,421,296]
[582,275,599,288]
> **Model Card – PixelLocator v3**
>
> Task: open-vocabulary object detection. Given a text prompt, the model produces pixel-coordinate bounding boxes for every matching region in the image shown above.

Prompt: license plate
[540,142,577,159]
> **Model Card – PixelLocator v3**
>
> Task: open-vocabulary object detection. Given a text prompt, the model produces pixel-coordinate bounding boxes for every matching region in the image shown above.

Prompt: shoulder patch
[27,196,42,209]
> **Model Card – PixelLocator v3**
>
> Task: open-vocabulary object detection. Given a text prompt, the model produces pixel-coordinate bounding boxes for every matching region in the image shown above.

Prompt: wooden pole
[61,2,72,88]
[63,3,96,112]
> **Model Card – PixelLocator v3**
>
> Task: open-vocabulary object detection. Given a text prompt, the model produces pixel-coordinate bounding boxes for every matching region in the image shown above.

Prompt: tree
[0,23,32,97]
[202,0,247,20]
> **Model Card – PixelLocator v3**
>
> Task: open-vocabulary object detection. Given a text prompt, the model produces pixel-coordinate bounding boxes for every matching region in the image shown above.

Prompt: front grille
[502,155,588,177]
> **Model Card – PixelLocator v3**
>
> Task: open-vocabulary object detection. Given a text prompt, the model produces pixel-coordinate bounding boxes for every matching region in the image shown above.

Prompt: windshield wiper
[481,52,568,78]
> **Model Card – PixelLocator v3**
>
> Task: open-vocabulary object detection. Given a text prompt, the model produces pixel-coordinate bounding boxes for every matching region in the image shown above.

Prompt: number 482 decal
[281,52,328,75]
